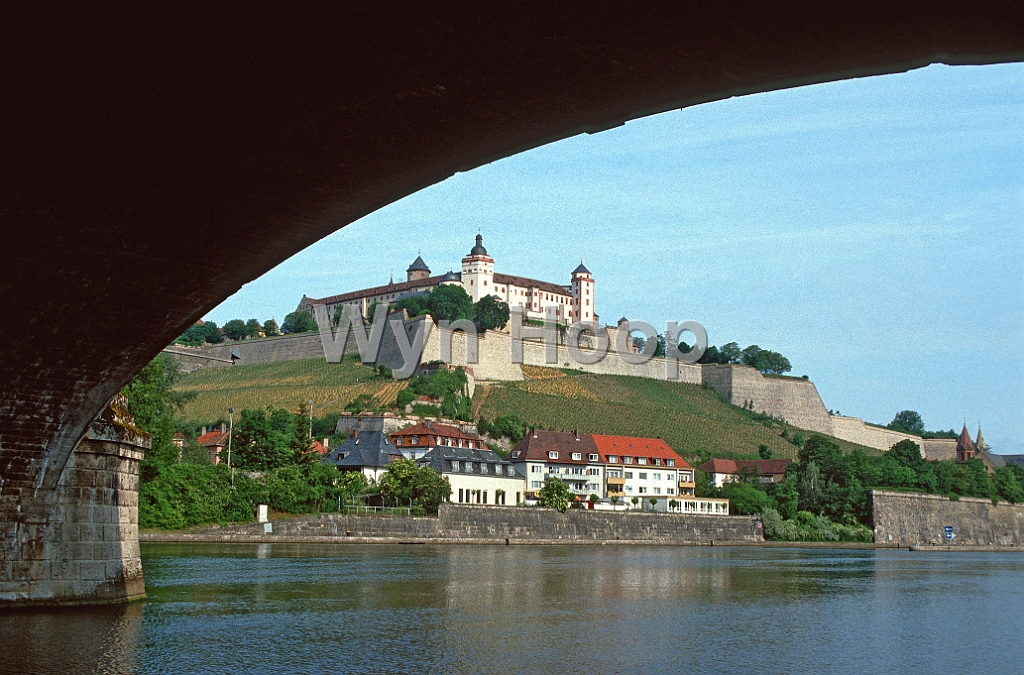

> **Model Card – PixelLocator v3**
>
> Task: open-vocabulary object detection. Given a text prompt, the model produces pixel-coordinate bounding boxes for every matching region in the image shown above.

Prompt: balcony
[606,476,625,485]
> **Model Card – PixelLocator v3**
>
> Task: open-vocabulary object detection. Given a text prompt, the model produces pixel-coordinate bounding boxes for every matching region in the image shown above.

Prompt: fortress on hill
[173,237,955,456]
[296,234,597,326]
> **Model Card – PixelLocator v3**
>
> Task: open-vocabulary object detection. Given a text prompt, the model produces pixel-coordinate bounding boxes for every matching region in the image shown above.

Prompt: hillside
[172,356,407,422]
[173,358,879,463]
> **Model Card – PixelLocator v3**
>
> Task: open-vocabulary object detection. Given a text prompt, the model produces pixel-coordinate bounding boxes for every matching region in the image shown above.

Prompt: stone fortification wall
[701,364,833,435]
[155,504,762,544]
[335,413,480,437]
[830,416,923,454]
[0,411,147,607]
[870,490,1024,546]
[169,332,331,373]
[921,439,957,461]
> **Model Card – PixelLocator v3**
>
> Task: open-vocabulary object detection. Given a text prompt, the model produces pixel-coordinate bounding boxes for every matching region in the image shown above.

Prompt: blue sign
[944,526,954,539]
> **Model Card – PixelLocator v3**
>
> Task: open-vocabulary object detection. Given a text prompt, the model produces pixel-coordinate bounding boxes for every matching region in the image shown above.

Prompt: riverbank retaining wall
[146,504,762,544]
[870,490,1024,547]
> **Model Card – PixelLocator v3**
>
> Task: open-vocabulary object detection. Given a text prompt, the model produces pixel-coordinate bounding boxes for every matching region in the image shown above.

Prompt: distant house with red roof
[197,424,230,465]
[697,458,793,488]
[389,421,487,460]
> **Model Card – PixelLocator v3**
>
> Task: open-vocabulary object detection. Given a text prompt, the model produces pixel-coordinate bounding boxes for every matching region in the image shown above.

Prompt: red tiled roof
[591,434,690,468]
[198,430,229,447]
[390,421,484,443]
[307,277,444,306]
[308,440,328,456]
[492,273,571,298]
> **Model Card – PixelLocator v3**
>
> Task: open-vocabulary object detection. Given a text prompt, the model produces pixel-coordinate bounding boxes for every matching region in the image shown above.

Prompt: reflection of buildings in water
[0,601,142,674]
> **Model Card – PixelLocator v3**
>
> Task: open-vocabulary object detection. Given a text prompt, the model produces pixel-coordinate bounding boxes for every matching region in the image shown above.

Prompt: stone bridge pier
[0,398,147,607]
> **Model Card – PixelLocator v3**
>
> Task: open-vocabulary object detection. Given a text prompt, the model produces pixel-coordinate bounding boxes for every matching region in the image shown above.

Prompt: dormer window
[588,454,599,462]
[623,456,633,464]
[608,455,618,463]
[512,451,520,458]
[667,459,675,467]
[396,438,403,446]
[411,437,418,445]
[548,451,558,459]
[638,458,647,465]
[653,458,661,466]
[571,452,582,460]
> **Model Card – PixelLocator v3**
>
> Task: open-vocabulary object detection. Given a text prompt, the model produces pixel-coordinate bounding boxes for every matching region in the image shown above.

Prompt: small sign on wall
[944,525,955,540]
[264,522,273,534]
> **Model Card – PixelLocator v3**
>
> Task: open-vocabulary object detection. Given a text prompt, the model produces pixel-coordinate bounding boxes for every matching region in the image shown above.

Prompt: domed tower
[461,234,494,301]
[406,255,431,282]
[571,260,595,323]
[956,424,978,463]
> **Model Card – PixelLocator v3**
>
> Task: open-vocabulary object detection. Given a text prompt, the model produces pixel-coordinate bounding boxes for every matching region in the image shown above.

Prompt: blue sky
[206,63,1024,452]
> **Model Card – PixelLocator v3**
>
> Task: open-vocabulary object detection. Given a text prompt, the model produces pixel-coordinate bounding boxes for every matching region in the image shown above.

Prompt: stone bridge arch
[2,3,1022,605]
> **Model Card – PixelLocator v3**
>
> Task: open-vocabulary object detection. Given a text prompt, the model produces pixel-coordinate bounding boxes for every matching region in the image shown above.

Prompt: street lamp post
[227,407,234,486]
[308,399,313,441]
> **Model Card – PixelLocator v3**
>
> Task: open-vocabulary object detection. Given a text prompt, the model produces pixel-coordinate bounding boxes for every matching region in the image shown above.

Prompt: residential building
[592,434,693,511]
[698,458,793,488]
[390,421,487,461]
[417,446,525,505]
[323,429,403,482]
[507,430,605,499]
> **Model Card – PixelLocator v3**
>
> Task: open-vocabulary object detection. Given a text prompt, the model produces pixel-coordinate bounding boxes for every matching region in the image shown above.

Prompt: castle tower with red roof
[956,424,977,463]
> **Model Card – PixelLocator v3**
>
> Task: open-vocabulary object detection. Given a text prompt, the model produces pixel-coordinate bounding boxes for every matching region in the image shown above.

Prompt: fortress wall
[169,333,330,373]
[830,416,922,454]
[870,490,1024,546]
[420,324,525,381]
[700,364,833,435]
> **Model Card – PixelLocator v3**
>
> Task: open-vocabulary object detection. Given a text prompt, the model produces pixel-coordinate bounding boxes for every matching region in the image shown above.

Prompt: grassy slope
[173,356,407,422]
[174,359,879,463]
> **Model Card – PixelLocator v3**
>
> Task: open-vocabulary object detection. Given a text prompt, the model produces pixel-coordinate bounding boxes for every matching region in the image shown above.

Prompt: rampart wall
[870,490,1024,546]
[830,416,923,454]
[700,364,833,434]
[169,333,329,373]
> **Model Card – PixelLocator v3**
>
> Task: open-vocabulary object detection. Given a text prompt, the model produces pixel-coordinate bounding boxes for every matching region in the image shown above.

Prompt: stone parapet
[0,412,147,607]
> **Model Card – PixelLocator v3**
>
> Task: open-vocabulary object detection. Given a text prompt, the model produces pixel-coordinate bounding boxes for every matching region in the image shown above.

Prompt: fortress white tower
[571,261,595,323]
[461,234,495,302]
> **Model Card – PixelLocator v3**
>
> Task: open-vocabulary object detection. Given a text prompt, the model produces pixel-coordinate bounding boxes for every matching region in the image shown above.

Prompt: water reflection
[0,602,142,675]
[1,544,1022,674]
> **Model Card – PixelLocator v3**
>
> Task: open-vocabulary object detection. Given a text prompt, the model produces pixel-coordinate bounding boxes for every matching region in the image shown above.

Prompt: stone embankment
[870,490,1024,547]
[142,503,763,545]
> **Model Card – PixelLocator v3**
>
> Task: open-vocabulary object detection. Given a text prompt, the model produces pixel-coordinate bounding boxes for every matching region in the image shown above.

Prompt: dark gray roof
[469,234,488,256]
[441,270,462,282]
[417,445,515,476]
[323,430,398,469]
[573,262,591,275]
[979,451,1006,468]
[407,256,430,272]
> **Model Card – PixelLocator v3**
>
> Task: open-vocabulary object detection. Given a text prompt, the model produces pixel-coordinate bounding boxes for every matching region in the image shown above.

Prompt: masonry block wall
[0,404,147,607]
[701,364,834,435]
[870,490,1024,546]
[830,417,922,453]
[171,333,334,373]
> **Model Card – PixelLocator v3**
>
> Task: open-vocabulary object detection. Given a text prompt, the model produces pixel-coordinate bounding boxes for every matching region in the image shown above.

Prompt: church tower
[406,255,431,282]
[461,234,494,302]
[571,261,595,323]
[956,425,978,463]
[976,427,991,452]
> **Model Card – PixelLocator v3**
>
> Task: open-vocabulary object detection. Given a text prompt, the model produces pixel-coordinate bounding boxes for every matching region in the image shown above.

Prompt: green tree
[263,318,279,336]
[693,469,715,497]
[231,407,293,471]
[493,414,526,443]
[245,318,263,338]
[392,293,432,318]
[649,497,658,509]
[223,319,247,340]
[538,477,571,513]
[281,310,319,334]
[995,466,1024,504]
[428,284,475,323]
[631,496,640,509]
[201,322,224,343]
[121,354,194,477]
[175,323,208,346]
[721,482,775,515]
[758,444,773,460]
[377,459,452,514]
[475,295,510,331]
[888,410,925,435]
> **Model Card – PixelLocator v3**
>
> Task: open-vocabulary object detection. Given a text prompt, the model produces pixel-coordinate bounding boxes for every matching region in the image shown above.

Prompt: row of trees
[697,435,1024,542]
[333,285,511,332]
[176,318,282,346]
[698,342,793,376]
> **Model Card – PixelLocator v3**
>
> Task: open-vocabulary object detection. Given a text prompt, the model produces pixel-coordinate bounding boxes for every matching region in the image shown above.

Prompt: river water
[1,543,1022,674]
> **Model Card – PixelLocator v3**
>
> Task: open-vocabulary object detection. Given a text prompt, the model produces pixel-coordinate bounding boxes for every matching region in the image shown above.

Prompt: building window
[395,438,403,446]
[639,473,647,480]
[411,437,418,445]
[548,451,558,459]
[571,452,582,460]
[452,461,460,471]
[623,457,633,464]
[654,487,661,495]
[653,458,662,466]
[653,473,661,481]
[625,472,633,479]
[639,487,647,494]
[668,488,675,495]
[530,481,542,489]
[458,489,464,502]
[637,458,647,465]
[588,453,599,461]
[531,465,542,473]
[667,459,675,467]
[512,451,520,458]
[607,455,618,463]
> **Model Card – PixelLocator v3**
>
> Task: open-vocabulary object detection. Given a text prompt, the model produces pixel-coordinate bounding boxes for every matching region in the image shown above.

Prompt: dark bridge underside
[1,3,1022,491]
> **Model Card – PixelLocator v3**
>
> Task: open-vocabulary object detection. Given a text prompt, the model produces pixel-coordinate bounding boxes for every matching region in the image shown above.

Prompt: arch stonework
[1,4,1022,605]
